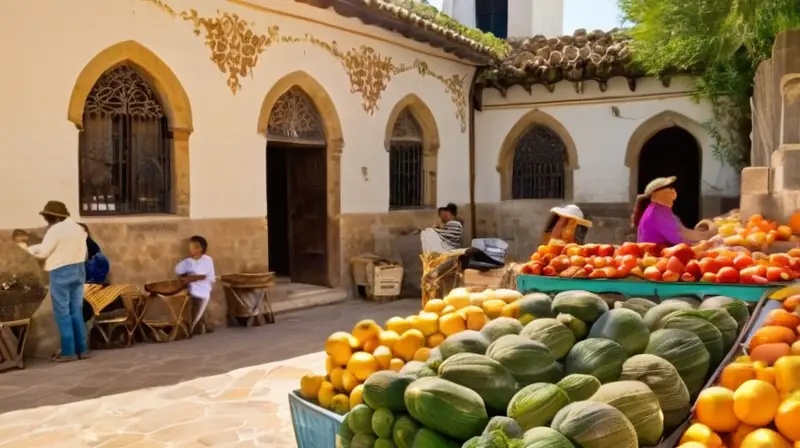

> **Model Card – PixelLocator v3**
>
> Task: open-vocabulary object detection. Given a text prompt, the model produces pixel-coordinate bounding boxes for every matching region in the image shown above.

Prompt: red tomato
[733,254,755,271]
[716,266,739,283]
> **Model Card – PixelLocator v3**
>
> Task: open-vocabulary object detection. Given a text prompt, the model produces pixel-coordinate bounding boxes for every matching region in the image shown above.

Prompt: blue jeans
[50,263,88,357]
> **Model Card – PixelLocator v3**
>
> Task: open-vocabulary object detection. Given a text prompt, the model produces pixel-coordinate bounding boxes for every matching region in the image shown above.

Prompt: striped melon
[507,383,570,430]
[588,308,650,355]
[556,374,601,402]
[645,329,709,397]
[564,338,628,384]
[657,312,724,369]
[643,301,692,330]
[520,427,574,448]
[588,381,664,446]
[520,318,575,359]
[700,295,750,330]
[618,354,691,431]
[482,416,523,438]
[438,330,490,360]
[403,377,488,441]
[480,317,523,342]
[517,293,554,319]
[614,297,656,317]
[551,290,609,323]
[556,313,588,340]
[437,353,517,414]
[696,308,739,351]
[550,401,638,448]
[486,335,562,386]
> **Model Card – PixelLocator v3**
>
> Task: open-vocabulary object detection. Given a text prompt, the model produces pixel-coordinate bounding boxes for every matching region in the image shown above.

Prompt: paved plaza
[0,299,419,447]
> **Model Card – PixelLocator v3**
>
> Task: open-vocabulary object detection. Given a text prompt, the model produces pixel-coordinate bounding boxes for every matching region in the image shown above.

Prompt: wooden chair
[0,318,30,371]
[221,273,276,327]
[85,284,143,349]
[141,280,192,342]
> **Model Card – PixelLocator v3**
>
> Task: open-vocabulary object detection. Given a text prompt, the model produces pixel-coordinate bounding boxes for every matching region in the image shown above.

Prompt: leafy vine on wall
[140,0,468,131]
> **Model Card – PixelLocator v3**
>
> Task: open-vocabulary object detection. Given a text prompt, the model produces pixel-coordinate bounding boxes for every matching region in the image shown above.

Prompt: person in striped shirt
[433,203,463,251]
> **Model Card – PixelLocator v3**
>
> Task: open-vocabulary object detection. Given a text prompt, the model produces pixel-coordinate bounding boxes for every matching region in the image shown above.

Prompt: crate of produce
[289,390,345,448]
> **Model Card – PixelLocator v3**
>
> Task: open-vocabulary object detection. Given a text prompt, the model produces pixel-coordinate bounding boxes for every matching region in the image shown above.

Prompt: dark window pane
[511,125,566,199]
[475,0,508,38]
[389,110,424,209]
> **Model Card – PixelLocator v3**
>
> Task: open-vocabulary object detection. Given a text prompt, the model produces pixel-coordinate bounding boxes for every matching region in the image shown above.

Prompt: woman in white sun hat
[543,204,593,244]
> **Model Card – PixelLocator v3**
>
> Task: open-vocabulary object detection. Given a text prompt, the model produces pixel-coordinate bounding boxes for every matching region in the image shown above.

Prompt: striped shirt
[434,220,463,250]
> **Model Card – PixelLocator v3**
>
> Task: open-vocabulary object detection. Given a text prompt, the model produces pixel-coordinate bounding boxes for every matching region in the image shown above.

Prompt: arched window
[389,109,424,209]
[79,64,172,215]
[511,125,566,199]
[476,0,508,39]
[267,86,326,145]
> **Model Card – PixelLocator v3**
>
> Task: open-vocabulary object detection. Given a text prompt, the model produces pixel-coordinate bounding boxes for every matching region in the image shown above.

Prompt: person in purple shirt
[632,176,716,245]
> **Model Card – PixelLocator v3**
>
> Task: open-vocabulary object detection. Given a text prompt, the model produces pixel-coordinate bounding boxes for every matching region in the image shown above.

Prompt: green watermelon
[352,433,378,448]
[520,427,573,448]
[481,318,524,342]
[341,414,356,442]
[556,374,601,402]
[482,416,523,438]
[645,329,709,397]
[438,331,490,360]
[551,290,609,323]
[658,312,724,369]
[411,427,459,448]
[374,438,396,448]
[619,354,691,431]
[507,383,570,430]
[588,381,664,446]
[486,335,562,386]
[662,296,701,308]
[519,318,575,359]
[392,415,419,448]
[614,297,656,317]
[550,401,638,448]
[517,293,554,318]
[437,353,518,414]
[363,371,414,413]
[372,408,396,439]
[588,308,650,355]
[404,377,489,441]
[400,361,437,379]
[461,431,508,448]
[700,295,750,330]
[350,404,376,434]
[556,313,588,340]
[696,308,739,351]
[643,301,692,330]
[564,338,628,383]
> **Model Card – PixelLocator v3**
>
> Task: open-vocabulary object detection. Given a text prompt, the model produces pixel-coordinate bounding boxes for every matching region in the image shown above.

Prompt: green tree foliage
[619,0,800,170]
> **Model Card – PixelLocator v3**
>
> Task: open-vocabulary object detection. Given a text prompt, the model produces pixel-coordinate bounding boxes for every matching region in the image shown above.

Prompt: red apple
[570,255,587,267]
[603,266,619,279]
[662,270,680,282]
[655,258,669,273]
[663,243,695,265]
[680,272,697,282]
[597,244,615,257]
[701,272,717,282]
[666,256,685,274]
[637,242,659,256]
[583,244,599,257]
[583,264,595,275]
[733,254,755,271]
[617,242,642,258]
[542,266,556,276]
[643,266,662,281]
[699,257,721,274]
[563,243,582,257]
[685,260,702,278]
[593,257,608,269]
[589,269,607,279]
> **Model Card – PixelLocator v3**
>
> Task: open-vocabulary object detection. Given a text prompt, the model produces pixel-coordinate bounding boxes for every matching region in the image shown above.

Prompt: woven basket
[144,279,187,295]
[221,272,275,289]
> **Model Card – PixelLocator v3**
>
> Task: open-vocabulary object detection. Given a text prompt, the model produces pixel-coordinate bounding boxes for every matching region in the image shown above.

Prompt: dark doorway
[266,144,329,286]
[637,127,701,227]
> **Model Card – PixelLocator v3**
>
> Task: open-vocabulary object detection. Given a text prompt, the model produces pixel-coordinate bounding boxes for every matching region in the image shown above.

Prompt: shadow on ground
[0,299,419,415]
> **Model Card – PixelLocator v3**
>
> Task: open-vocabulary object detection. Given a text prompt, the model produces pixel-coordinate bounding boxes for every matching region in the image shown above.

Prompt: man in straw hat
[17,201,91,362]
[632,176,716,245]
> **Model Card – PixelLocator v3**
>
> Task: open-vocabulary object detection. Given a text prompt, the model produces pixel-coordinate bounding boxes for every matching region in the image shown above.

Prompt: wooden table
[0,318,30,372]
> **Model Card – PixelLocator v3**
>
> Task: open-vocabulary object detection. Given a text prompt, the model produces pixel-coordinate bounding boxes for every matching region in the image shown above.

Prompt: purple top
[637,202,685,245]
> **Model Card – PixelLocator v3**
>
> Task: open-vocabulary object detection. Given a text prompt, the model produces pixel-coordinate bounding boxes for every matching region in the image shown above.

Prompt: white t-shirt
[175,254,216,300]
[27,218,88,271]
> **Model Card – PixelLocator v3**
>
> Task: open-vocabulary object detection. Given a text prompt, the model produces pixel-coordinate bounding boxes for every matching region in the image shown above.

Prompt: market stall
[288,212,800,448]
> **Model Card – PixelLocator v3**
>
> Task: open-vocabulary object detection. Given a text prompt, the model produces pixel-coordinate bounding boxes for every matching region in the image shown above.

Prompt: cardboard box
[367,264,404,300]
[462,268,506,289]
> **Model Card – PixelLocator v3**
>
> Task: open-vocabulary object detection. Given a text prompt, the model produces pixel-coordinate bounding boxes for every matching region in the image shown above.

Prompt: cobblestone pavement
[0,299,419,447]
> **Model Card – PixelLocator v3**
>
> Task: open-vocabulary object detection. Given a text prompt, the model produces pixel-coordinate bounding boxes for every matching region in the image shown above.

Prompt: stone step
[269,283,349,314]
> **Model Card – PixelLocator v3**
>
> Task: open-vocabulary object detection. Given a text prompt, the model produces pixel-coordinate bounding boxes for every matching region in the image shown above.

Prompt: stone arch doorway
[68,40,193,216]
[257,72,343,287]
[637,127,702,227]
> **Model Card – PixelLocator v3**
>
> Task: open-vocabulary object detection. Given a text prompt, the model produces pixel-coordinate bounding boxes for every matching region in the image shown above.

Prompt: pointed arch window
[389,109,424,209]
[79,64,172,215]
[267,87,326,145]
[511,125,566,199]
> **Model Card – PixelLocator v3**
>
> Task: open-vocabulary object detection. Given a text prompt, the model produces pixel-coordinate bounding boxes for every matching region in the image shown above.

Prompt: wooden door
[288,147,329,286]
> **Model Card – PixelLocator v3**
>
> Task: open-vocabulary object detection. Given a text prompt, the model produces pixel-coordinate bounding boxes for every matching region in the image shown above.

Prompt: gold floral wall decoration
[139,0,467,131]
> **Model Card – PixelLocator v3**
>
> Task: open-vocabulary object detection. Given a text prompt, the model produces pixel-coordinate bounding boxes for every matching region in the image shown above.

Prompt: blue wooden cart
[289,391,344,448]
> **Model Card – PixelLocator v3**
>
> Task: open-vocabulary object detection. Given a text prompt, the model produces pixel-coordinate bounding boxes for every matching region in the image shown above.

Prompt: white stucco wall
[475,75,740,204]
[0,0,474,229]
[444,0,564,38]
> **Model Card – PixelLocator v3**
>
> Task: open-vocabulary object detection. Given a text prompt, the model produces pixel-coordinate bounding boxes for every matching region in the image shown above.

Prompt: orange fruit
[775,397,800,441]
[741,428,791,448]
[696,386,740,432]
[729,424,758,448]
[734,379,780,426]
[679,443,710,448]
[680,423,723,448]
[426,333,445,348]
[720,362,756,390]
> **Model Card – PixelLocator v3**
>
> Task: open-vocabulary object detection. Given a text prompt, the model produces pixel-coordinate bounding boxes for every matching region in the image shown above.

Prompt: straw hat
[39,201,70,218]
[640,176,677,198]
[550,204,592,227]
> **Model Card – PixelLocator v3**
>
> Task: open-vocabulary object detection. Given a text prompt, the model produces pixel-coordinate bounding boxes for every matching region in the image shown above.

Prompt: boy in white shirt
[175,235,216,331]
[19,201,90,362]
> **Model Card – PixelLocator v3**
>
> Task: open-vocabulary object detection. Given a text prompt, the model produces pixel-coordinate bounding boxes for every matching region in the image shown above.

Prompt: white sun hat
[550,204,592,227]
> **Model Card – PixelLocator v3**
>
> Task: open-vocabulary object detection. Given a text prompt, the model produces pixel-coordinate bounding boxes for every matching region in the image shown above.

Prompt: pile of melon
[334,290,753,448]
[299,288,524,414]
